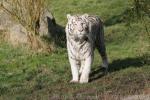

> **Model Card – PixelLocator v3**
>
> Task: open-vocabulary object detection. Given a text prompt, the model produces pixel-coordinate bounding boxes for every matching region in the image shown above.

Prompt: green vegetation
[49,0,131,25]
[0,0,150,99]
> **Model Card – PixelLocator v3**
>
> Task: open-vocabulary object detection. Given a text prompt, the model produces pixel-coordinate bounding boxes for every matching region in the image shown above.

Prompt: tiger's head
[66,14,89,42]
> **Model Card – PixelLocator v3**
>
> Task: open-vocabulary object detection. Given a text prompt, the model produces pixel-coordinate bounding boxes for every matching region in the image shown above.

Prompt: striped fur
[65,14,108,83]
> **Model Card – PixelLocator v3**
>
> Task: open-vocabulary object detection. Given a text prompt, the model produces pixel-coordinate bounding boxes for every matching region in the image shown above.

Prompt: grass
[0,0,150,99]
[49,0,131,26]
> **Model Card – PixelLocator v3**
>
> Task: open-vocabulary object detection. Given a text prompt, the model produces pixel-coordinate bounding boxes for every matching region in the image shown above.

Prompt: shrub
[1,0,52,51]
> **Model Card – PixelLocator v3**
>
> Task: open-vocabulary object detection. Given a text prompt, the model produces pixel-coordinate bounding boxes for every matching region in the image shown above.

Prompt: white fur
[66,14,108,83]
[79,55,93,83]
[66,37,93,83]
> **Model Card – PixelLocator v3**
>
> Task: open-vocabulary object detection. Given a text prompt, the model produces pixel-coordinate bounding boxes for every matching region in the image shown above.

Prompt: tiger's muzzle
[74,34,88,42]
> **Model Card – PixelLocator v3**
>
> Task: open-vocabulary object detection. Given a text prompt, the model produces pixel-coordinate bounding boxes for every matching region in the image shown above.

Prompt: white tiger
[65,14,108,83]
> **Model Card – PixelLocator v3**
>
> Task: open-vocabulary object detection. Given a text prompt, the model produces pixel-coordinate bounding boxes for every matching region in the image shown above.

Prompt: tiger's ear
[67,14,71,20]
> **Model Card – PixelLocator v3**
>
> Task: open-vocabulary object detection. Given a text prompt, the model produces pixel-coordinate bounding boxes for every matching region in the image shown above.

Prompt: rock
[0,10,13,30]
[0,8,28,45]
[8,24,28,45]
[39,9,56,38]
[123,94,150,100]
[0,2,57,46]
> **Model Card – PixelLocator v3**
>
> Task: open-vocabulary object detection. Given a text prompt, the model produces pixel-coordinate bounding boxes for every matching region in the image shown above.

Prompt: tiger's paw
[79,78,89,83]
[70,80,78,83]
[101,63,108,69]
[100,67,108,75]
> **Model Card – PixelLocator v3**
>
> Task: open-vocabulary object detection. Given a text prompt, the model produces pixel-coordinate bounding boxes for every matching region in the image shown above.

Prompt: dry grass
[1,0,53,51]
[1,0,45,34]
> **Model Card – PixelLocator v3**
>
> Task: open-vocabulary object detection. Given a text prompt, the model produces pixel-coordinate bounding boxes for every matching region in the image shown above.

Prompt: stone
[0,2,57,46]
[8,24,28,45]
[39,9,56,38]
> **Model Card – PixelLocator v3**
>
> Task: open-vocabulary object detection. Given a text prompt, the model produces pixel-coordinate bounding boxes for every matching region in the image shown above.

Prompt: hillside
[0,0,150,99]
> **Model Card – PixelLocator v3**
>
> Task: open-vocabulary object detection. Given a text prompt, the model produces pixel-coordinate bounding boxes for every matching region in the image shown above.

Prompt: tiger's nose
[77,25,83,32]
[78,28,83,32]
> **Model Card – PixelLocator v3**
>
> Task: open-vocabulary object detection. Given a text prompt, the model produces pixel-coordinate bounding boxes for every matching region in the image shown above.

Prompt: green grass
[49,0,131,26]
[0,0,150,99]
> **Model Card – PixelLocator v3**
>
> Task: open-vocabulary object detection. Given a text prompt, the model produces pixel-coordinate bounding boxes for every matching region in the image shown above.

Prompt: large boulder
[8,24,28,45]
[0,1,57,46]
[0,7,28,45]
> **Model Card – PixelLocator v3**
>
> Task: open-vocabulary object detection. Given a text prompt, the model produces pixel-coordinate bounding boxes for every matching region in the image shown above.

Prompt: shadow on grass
[104,14,123,26]
[104,8,136,27]
[41,15,66,48]
[50,23,66,47]
[90,55,149,82]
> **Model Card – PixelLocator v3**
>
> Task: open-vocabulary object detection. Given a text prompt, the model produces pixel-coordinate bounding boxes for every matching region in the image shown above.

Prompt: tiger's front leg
[69,57,79,83]
[79,55,93,83]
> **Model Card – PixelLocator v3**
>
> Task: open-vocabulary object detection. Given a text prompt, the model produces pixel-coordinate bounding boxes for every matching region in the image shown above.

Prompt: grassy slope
[49,0,131,25]
[0,0,150,99]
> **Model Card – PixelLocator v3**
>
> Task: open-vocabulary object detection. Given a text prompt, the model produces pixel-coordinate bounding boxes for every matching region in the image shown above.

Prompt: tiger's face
[66,14,89,42]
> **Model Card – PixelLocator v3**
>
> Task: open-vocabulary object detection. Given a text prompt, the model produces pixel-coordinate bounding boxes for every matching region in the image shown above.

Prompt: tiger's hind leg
[96,28,108,71]
[97,44,108,73]
[97,43,108,70]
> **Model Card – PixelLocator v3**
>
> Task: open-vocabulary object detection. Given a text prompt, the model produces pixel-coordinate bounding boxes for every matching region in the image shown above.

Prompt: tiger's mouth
[74,37,80,41]
[74,35,88,42]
